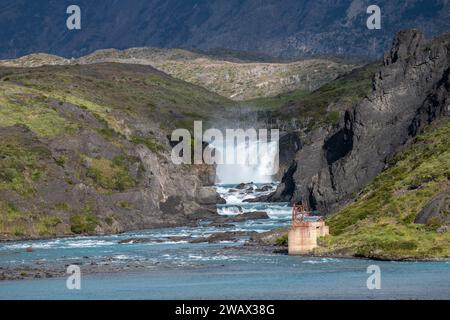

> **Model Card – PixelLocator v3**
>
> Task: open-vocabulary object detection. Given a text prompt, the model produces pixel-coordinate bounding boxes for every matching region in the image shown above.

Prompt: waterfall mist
[207,106,280,185]
[214,139,279,184]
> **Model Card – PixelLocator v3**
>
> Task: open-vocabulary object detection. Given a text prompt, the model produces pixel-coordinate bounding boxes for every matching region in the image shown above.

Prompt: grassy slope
[315,117,450,259]
[0,127,66,237]
[155,58,355,101]
[1,49,357,101]
[244,62,380,128]
[0,63,231,130]
[0,53,71,68]
[79,48,356,100]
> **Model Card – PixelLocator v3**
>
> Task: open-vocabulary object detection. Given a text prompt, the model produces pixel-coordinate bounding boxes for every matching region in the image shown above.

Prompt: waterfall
[214,139,279,184]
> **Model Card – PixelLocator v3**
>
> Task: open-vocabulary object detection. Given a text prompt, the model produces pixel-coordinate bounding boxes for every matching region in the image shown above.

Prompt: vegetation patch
[0,201,62,238]
[54,202,70,212]
[130,135,165,154]
[266,63,381,128]
[0,133,50,196]
[69,213,98,234]
[275,234,288,246]
[104,215,115,226]
[116,201,133,210]
[0,83,77,137]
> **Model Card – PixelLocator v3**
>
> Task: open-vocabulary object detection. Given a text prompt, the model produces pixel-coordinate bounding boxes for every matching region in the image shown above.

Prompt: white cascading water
[214,139,279,184]
[213,138,291,223]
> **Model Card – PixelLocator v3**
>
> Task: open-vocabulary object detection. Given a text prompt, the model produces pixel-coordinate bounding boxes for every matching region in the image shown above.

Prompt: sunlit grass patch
[0,83,77,137]
[85,156,136,192]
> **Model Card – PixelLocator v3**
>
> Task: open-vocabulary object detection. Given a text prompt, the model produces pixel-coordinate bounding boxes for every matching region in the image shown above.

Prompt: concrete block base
[288,221,329,255]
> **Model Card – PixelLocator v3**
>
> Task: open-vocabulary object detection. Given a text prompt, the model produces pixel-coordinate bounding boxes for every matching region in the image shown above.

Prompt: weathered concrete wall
[288,221,329,255]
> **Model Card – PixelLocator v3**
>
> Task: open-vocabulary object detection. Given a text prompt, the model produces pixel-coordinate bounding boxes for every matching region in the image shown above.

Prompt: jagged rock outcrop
[273,29,450,214]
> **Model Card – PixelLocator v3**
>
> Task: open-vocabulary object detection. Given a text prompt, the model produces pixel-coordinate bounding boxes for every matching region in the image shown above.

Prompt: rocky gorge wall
[269,29,450,215]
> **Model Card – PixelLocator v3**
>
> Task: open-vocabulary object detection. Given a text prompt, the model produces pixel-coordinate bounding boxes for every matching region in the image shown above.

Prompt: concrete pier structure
[288,220,329,255]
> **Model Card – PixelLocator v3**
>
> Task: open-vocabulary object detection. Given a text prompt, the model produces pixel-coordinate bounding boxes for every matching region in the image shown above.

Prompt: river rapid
[0,183,449,299]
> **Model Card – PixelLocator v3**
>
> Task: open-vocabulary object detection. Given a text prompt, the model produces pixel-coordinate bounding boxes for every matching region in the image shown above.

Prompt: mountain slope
[79,48,357,100]
[0,1,448,59]
[0,63,230,239]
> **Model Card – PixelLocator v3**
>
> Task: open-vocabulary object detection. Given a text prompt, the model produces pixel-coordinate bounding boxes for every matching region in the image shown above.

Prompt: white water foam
[302,258,342,264]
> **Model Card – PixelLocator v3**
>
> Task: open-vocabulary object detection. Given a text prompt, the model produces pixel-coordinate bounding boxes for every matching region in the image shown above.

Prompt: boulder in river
[196,186,226,205]
[255,185,273,192]
[235,182,254,190]
[190,231,256,243]
[118,238,165,244]
[250,227,289,246]
[225,211,269,222]
[245,187,254,193]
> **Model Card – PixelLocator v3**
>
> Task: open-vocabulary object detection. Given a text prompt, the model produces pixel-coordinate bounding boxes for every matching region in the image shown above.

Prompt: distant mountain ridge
[0,48,357,101]
[0,0,448,60]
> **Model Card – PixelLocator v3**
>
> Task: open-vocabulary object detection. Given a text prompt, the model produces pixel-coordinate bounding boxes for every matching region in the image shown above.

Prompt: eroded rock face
[273,29,450,215]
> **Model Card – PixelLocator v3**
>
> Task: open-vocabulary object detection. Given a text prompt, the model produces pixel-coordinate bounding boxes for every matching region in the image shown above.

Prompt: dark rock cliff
[272,29,450,214]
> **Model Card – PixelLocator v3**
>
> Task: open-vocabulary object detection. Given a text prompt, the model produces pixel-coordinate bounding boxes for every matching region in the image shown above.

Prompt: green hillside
[316,117,450,260]
[0,63,231,239]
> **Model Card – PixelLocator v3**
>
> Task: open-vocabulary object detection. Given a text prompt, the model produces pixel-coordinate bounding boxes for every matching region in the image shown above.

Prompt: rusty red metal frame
[291,203,310,227]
